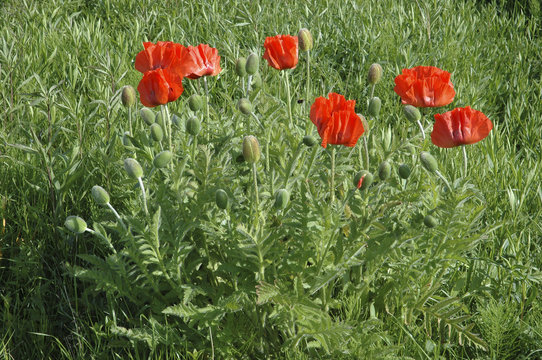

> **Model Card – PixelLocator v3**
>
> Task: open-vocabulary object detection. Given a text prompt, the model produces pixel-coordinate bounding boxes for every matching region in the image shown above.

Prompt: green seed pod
[64,215,87,234]
[124,158,143,179]
[122,131,133,147]
[367,63,383,85]
[215,189,229,209]
[238,98,252,115]
[420,151,438,173]
[251,72,262,90]
[354,170,374,190]
[140,108,156,125]
[188,94,204,112]
[403,105,421,123]
[150,123,164,142]
[121,85,136,107]
[235,57,247,77]
[298,28,313,52]
[186,117,201,136]
[245,53,259,75]
[424,214,438,228]
[303,135,317,147]
[153,150,172,168]
[242,135,261,163]
[274,189,290,210]
[91,185,110,205]
[368,97,381,117]
[398,163,411,179]
[378,161,391,180]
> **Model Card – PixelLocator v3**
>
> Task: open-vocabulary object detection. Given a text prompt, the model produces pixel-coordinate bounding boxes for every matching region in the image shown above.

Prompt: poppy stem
[246,75,252,96]
[137,177,148,215]
[435,170,453,193]
[128,107,133,136]
[252,162,260,221]
[363,136,370,170]
[106,202,126,231]
[370,84,375,99]
[204,77,210,142]
[417,119,426,140]
[462,145,468,176]
[330,147,336,203]
[305,50,311,134]
[284,71,294,128]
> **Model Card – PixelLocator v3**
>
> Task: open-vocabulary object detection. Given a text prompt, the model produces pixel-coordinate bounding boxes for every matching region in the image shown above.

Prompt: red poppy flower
[137,68,183,108]
[431,106,493,148]
[262,35,299,70]
[135,41,185,76]
[310,93,365,148]
[179,44,222,80]
[394,66,455,107]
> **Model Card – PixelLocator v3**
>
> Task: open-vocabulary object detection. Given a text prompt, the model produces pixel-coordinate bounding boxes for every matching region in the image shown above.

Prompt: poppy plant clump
[262,34,299,70]
[431,106,493,148]
[394,66,456,108]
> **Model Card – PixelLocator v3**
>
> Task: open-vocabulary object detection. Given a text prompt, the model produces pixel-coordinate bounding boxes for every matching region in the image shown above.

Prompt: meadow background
[1,0,542,358]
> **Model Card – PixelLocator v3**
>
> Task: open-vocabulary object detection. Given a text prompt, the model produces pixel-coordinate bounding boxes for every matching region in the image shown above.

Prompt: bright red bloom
[310,93,365,148]
[179,44,222,80]
[135,41,185,75]
[394,66,455,107]
[137,68,183,108]
[431,106,493,148]
[262,35,298,70]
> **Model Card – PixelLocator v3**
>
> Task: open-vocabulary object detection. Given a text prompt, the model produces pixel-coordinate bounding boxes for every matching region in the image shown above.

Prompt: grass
[1,0,541,358]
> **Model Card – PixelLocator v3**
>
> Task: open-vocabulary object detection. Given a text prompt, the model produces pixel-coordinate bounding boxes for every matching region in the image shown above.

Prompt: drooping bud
[303,135,317,147]
[150,123,164,142]
[251,72,262,90]
[124,158,143,179]
[424,214,438,228]
[140,108,156,125]
[274,189,290,210]
[122,131,133,147]
[186,117,201,136]
[188,94,204,112]
[242,135,261,163]
[215,189,229,209]
[378,161,391,180]
[91,185,110,205]
[245,53,259,75]
[64,215,87,234]
[367,63,383,85]
[420,151,438,173]
[403,105,421,123]
[354,170,374,191]
[298,28,313,52]
[235,57,247,77]
[398,164,411,179]
[368,97,381,117]
[121,85,136,107]
[238,98,252,115]
[153,150,172,168]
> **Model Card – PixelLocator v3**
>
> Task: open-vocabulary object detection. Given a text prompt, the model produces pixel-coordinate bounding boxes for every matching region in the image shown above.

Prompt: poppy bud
[274,189,290,210]
[122,131,133,147]
[251,72,262,90]
[242,135,261,163]
[171,113,181,127]
[298,28,313,52]
[188,94,204,112]
[186,117,201,136]
[354,170,373,191]
[378,161,391,180]
[367,63,383,85]
[140,107,156,125]
[245,53,259,75]
[65,215,87,234]
[91,185,110,205]
[235,57,247,77]
[150,123,164,142]
[303,135,317,147]
[215,189,229,209]
[153,150,172,168]
[420,151,438,173]
[124,158,143,179]
[121,85,136,107]
[238,98,252,115]
[403,105,421,123]
[368,97,381,117]
[398,163,411,179]
[424,214,438,228]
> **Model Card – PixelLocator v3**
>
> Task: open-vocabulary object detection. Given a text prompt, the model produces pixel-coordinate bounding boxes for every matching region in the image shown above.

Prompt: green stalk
[330,147,336,203]
[462,145,468,176]
[363,136,369,170]
[252,162,259,217]
[137,177,148,215]
[204,76,210,142]
[284,71,294,128]
[128,107,133,136]
[417,119,426,140]
[435,170,452,193]
[305,50,311,134]
[106,203,126,230]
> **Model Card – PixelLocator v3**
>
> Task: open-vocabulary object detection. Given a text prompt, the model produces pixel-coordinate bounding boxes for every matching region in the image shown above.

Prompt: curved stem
[435,170,452,193]
[106,202,126,230]
[137,177,148,215]
[417,119,426,140]
[462,145,468,177]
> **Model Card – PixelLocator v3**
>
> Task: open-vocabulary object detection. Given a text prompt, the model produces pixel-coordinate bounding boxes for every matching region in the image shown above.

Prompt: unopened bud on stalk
[140,108,156,125]
[238,98,252,115]
[424,214,438,228]
[368,97,381,117]
[150,123,164,142]
[420,151,438,173]
[186,117,201,136]
[121,85,136,107]
[403,105,421,123]
[398,164,411,179]
[303,135,317,147]
[215,189,229,209]
[298,28,313,52]
[354,170,373,191]
[188,94,204,112]
[378,161,391,180]
[91,185,110,205]
[251,72,262,90]
[153,150,172,168]
[124,158,143,179]
[242,135,261,163]
[367,63,383,85]
[245,53,259,75]
[65,215,87,234]
[274,189,290,210]
[235,57,247,77]
[122,131,133,147]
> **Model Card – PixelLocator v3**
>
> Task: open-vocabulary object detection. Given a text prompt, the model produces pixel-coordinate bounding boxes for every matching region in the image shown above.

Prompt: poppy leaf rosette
[310,93,365,148]
[180,44,222,80]
[394,66,455,107]
[135,41,186,75]
[262,35,299,70]
[137,68,184,108]
[431,106,493,148]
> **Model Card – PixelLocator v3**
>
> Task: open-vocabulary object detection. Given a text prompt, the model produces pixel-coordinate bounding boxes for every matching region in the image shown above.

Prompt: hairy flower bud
[186,117,201,136]
[124,158,143,179]
[91,185,110,205]
[122,131,133,147]
[65,215,87,234]
[274,189,290,210]
[420,151,438,173]
[378,161,391,180]
[121,85,136,107]
[424,214,438,228]
[354,170,374,191]
[403,105,421,123]
[188,94,204,112]
[398,163,411,179]
[235,57,247,77]
[367,63,383,85]
[245,53,259,75]
[298,28,313,52]
[153,150,172,168]
[238,98,252,115]
[215,189,229,209]
[368,97,381,117]
[302,135,317,147]
[140,107,156,125]
[150,123,164,142]
[242,135,261,163]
